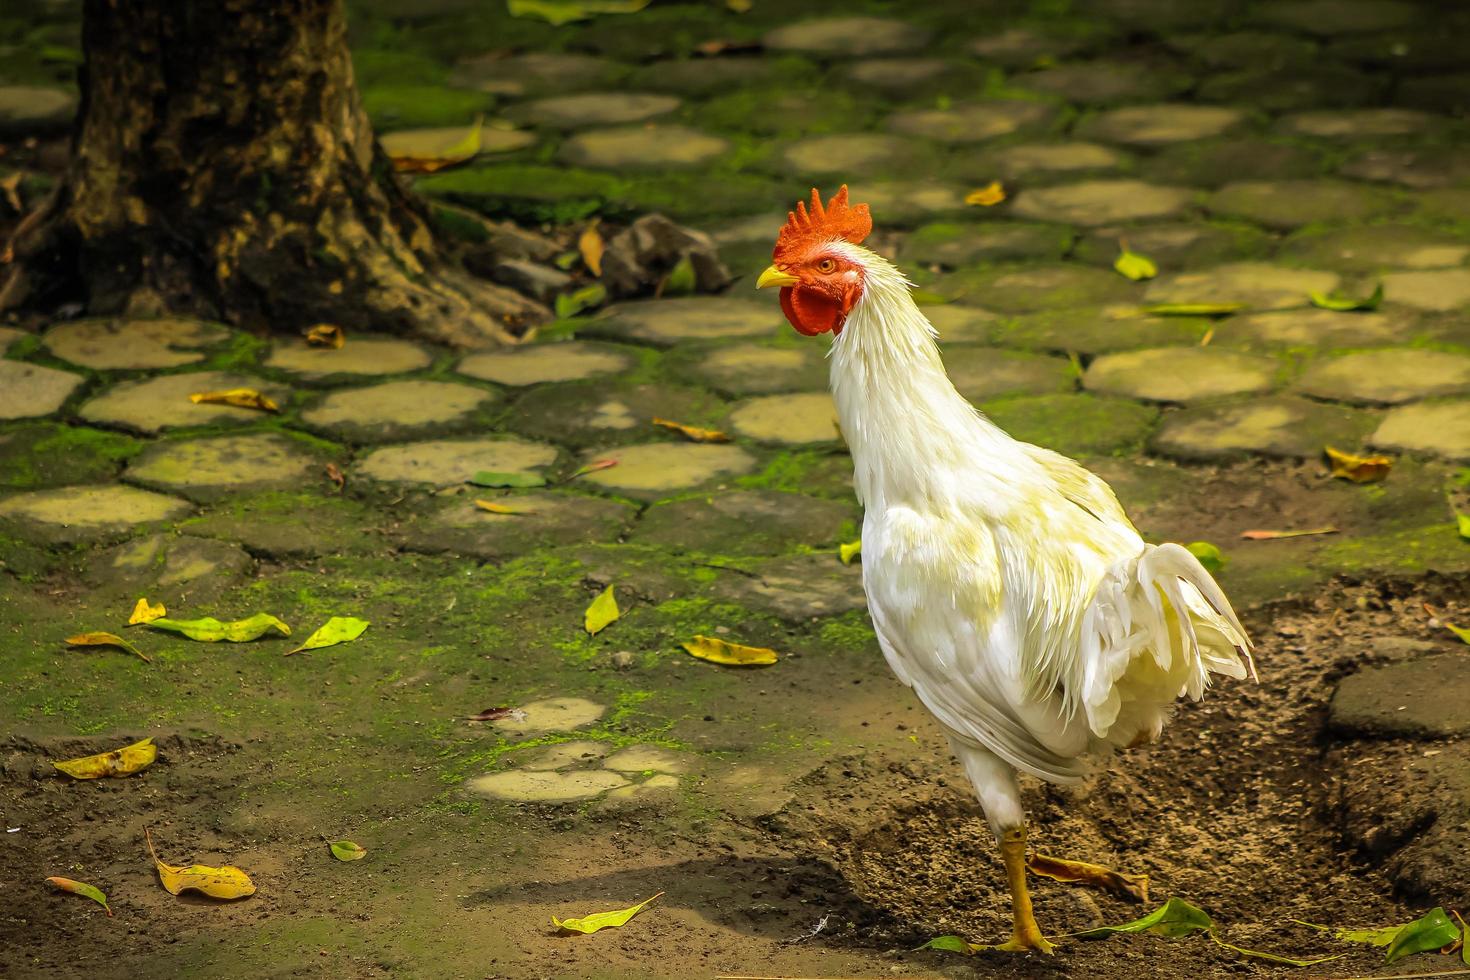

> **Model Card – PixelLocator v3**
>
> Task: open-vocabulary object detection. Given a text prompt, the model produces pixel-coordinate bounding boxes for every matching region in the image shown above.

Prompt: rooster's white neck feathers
[826,242,1036,514]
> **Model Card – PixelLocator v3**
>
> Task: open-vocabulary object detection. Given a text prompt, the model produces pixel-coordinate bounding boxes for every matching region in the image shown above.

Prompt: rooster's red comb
[773,185,872,263]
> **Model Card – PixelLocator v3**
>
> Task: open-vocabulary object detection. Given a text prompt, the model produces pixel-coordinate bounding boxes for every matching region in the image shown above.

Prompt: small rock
[600,215,731,298]
[488,259,572,305]
[610,651,636,671]
[1330,653,1470,738]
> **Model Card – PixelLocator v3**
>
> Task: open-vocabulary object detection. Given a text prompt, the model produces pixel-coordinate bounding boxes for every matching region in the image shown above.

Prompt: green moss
[698,86,882,139]
[736,450,854,499]
[818,612,877,651]
[417,164,623,224]
[982,393,1159,457]
[352,48,449,87]
[0,422,144,488]
[1314,523,1470,576]
[361,84,493,131]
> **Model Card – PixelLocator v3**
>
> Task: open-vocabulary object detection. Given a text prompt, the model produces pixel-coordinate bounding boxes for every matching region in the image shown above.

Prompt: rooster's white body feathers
[825,241,1254,833]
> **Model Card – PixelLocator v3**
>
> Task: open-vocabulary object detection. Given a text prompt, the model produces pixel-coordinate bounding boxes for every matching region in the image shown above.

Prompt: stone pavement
[3,0,1470,976]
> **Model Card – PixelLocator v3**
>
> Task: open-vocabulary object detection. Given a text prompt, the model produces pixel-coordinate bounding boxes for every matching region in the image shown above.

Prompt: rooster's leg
[1026,853,1149,903]
[996,825,1056,954]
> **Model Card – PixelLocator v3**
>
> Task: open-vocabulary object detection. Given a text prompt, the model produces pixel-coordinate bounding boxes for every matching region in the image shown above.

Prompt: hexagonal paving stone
[1259,0,1416,34]
[631,489,858,555]
[848,181,967,225]
[263,337,434,380]
[665,341,827,396]
[591,297,779,346]
[0,360,83,421]
[983,393,1159,457]
[969,29,1086,67]
[983,142,1127,179]
[574,443,756,499]
[457,340,637,386]
[0,85,76,133]
[398,491,635,560]
[1369,401,1470,461]
[1010,180,1194,226]
[378,125,535,160]
[901,223,1073,267]
[843,58,957,93]
[559,125,729,169]
[43,318,230,370]
[1150,396,1378,461]
[714,553,865,622]
[944,348,1075,402]
[1382,269,1470,311]
[1142,137,1327,189]
[1084,348,1278,403]
[0,485,191,545]
[1295,349,1470,405]
[356,436,556,485]
[782,134,922,177]
[1207,180,1400,230]
[507,92,679,129]
[727,392,840,445]
[299,380,496,443]
[631,58,777,95]
[1074,222,1271,270]
[1218,308,1416,349]
[181,493,382,560]
[1168,31,1316,69]
[939,264,1139,313]
[1196,65,1383,113]
[1277,108,1435,139]
[467,769,629,803]
[1340,147,1470,190]
[452,52,618,97]
[887,100,1057,143]
[763,16,929,55]
[925,305,999,344]
[1016,60,1192,104]
[1143,263,1340,312]
[77,371,290,434]
[1280,225,1470,274]
[514,382,726,448]
[85,533,253,595]
[1077,104,1244,145]
[988,308,1209,356]
[125,433,323,502]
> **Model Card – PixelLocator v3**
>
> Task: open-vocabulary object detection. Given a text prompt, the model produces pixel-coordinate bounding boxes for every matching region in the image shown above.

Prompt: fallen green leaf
[1074,897,1214,939]
[468,471,547,488]
[1309,282,1383,312]
[507,0,649,26]
[1185,541,1226,574]
[839,539,862,565]
[1294,919,1404,947]
[1385,907,1460,964]
[147,613,290,642]
[1208,930,1345,967]
[584,585,619,636]
[1457,512,1470,541]
[287,616,369,656]
[328,840,367,862]
[552,891,662,934]
[662,255,697,297]
[46,876,113,916]
[554,282,607,319]
[1142,302,1245,316]
[915,935,978,954]
[1114,249,1157,281]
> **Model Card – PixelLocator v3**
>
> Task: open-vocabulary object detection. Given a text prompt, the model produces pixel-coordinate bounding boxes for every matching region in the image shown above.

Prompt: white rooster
[756,187,1255,953]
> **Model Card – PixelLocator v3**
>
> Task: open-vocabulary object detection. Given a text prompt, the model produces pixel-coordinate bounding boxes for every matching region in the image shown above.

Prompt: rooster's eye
[816,258,837,274]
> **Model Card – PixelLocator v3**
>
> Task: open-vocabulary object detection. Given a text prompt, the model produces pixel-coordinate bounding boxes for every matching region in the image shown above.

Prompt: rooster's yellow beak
[756,265,799,289]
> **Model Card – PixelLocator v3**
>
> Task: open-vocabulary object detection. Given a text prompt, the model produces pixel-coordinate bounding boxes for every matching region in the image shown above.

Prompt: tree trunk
[1,0,546,346]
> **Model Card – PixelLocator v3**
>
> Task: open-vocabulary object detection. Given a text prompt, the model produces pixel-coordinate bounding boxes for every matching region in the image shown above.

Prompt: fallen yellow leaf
[553,891,663,934]
[328,839,367,862]
[66,630,151,663]
[651,417,731,443]
[475,498,533,515]
[128,597,166,625]
[1325,445,1392,484]
[387,115,484,174]
[305,323,345,349]
[45,876,113,916]
[146,828,256,900]
[188,388,279,412]
[54,737,157,779]
[585,585,619,635]
[579,224,605,277]
[1113,248,1157,281]
[681,635,778,666]
[965,181,1006,206]
[839,540,862,565]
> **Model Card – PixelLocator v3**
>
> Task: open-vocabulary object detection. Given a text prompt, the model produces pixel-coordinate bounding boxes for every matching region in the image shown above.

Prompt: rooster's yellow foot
[1027,852,1149,903]
[997,928,1057,954]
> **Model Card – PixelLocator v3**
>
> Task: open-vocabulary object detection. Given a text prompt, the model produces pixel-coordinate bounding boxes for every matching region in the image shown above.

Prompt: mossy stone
[452,52,619,97]
[1165,31,1316,69]
[1143,262,1340,311]
[0,85,75,133]
[0,423,142,490]
[887,101,1057,144]
[762,17,929,56]
[712,553,864,622]
[938,264,1140,313]
[1208,180,1401,230]
[506,92,679,129]
[589,297,779,347]
[925,305,999,344]
[1217,308,1416,349]
[1370,401,1470,461]
[263,337,435,381]
[701,88,876,138]
[181,492,383,560]
[981,142,1127,180]
[575,442,756,499]
[1150,396,1378,461]
[513,382,727,449]
[356,436,557,486]
[458,341,637,386]
[944,348,1076,402]
[43,317,231,370]
[398,491,635,560]
[299,380,496,444]
[125,433,325,502]
[1073,223,1272,270]
[0,485,191,545]
[1141,137,1326,188]
[85,532,253,596]
[361,84,493,131]
[1277,107,1433,139]
[782,134,923,178]
[0,360,82,420]
[631,489,858,556]
[989,308,1210,356]
[1085,348,1278,403]
[843,58,959,94]
[629,58,779,96]
[664,340,827,396]
[378,124,535,160]
[1295,349,1470,405]
[1077,104,1244,145]
[1382,269,1470,312]
[559,125,729,170]
[982,393,1158,456]
[1010,180,1194,226]
[1017,60,1193,104]
[1196,66,1383,112]
[1280,224,1470,274]
[901,223,1073,268]
[726,392,840,446]
[969,29,1088,67]
[77,371,290,434]
[1258,0,1416,35]
[847,180,968,226]
[467,769,628,803]
[1340,147,1470,190]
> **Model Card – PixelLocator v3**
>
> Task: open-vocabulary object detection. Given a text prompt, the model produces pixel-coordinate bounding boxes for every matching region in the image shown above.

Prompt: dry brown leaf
[0,172,22,212]
[66,631,151,663]
[651,417,731,443]
[189,388,279,413]
[386,116,484,174]
[325,462,345,491]
[1240,527,1339,540]
[1325,445,1392,483]
[305,323,345,349]
[578,224,604,277]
